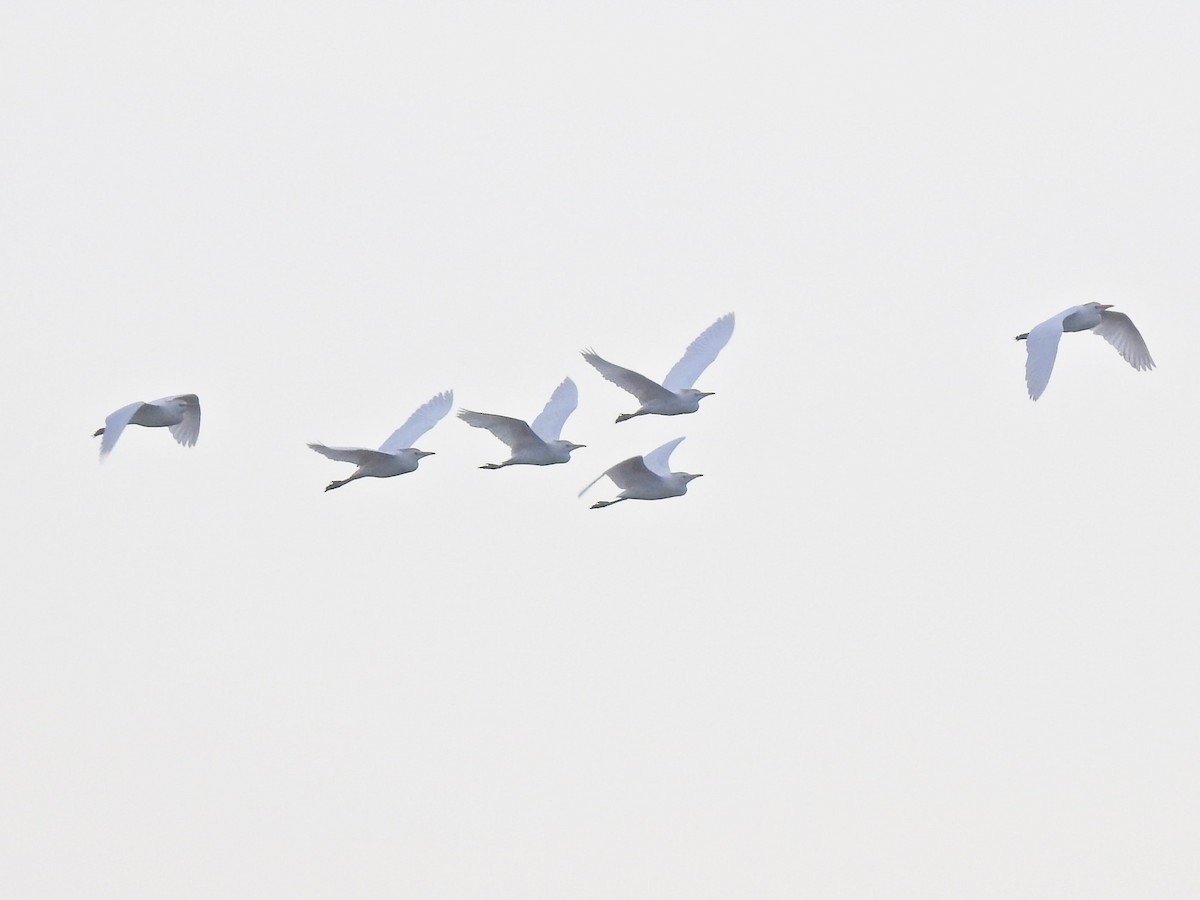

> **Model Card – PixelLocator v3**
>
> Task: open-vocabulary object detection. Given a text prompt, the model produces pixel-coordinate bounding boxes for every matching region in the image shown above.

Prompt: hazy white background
[3,1,1199,896]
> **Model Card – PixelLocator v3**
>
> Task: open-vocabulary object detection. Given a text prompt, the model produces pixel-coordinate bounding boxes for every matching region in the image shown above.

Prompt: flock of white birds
[92,303,1155,506]
[93,312,737,509]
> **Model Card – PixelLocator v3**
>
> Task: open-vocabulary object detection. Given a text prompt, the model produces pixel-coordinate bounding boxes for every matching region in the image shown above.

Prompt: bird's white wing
[662,313,735,392]
[1024,314,1067,401]
[529,377,578,441]
[1094,311,1155,371]
[577,455,656,498]
[379,390,453,452]
[98,401,146,458]
[308,443,391,466]
[604,456,660,490]
[165,394,201,447]
[641,437,685,476]
[582,351,675,404]
[458,410,542,451]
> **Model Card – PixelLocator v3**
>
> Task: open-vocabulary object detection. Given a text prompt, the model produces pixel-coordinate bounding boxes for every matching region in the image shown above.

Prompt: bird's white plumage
[582,313,734,421]
[528,378,578,442]
[98,402,146,458]
[458,379,583,468]
[309,390,452,490]
[459,412,541,451]
[306,445,392,466]
[96,394,201,458]
[380,390,454,452]
[579,437,699,507]
[1023,314,1069,402]
[1019,303,1154,400]
[580,352,674,405]
[640,436,685,477]
[1092,311,1154,371]
[661,312,735,391]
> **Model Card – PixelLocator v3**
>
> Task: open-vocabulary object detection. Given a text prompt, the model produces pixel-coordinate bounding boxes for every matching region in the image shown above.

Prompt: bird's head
[412,449,436,459]
[684,389,716,401]
[559,441,586,454]
[681,472,704,483]
[1087,302,1115,310]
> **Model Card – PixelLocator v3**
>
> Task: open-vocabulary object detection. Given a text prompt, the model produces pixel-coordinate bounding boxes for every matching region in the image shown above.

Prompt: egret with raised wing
[308,390,453,491]
[579,437,702,509]
[459,378,585,468]
[582,313,734,422]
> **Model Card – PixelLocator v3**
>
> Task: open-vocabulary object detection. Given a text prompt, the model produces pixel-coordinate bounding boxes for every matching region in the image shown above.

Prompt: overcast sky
[4,1,1199,896]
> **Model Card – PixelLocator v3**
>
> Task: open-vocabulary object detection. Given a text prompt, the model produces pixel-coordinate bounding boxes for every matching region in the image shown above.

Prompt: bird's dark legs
[589,498,625,509]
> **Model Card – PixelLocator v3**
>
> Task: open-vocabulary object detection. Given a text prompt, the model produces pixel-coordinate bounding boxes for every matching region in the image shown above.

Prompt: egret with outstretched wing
[308,390,453,491]
[459,378,585,468]
[582,313,734,422]
[94,394,201,459]
[579,437,702,509]
[1016,303,1154,400]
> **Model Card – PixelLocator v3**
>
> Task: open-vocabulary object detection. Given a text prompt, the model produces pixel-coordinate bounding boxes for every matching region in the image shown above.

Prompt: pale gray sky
[3,1,1199,896]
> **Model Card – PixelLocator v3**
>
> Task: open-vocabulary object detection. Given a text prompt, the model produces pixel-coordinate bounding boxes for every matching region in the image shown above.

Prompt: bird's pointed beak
[1100,304,1115,309]
[702,391,716,397]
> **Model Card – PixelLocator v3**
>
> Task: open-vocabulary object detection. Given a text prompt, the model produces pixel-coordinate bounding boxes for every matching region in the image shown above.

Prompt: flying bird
[458,378,585,468]
[93,394,201,459]
[308,390,453,491]
[582,312,734,422]
[579,437,702,509]
[1016,303,1154,400]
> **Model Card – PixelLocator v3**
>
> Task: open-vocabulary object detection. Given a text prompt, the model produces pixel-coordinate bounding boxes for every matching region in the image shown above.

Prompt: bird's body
[458,378,584,469]
[94,394,201,459]
[1016,303,1154,400]
[579,437,702,509]
[308,390,452,491]
[583,313,734,422]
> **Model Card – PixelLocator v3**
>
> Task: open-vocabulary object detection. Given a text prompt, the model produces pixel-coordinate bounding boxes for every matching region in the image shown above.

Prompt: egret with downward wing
[1016,303,1154,400]
[94,394,201,459]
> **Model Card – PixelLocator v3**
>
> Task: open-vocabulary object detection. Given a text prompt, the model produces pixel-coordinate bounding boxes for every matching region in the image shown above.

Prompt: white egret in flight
[458,378,585,468]
[93,394,201,459]
[308,390,452,491]
[579,437,701,509]
[1016,303,1154,400]
[582,312,734,422]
